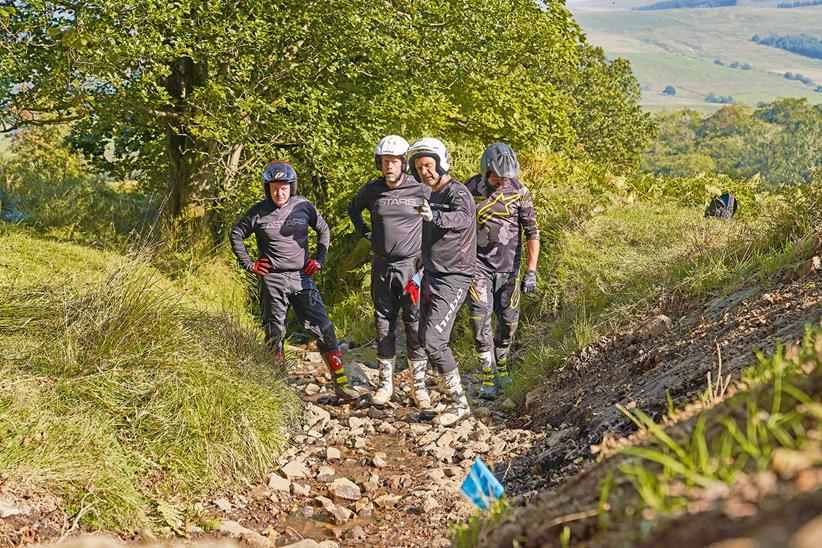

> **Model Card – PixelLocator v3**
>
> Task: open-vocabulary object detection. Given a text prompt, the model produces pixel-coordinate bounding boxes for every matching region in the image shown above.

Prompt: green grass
[0,225,300,531]
[612,322,822,524]
[507,172,821,400]
[570,5,822,110]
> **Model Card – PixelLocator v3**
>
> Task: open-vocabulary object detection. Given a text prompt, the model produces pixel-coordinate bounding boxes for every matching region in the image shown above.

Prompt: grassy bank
[0,226,300,531]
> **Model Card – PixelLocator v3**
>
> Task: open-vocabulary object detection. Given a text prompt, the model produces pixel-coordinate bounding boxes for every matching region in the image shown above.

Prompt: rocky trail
[179,345,541,547]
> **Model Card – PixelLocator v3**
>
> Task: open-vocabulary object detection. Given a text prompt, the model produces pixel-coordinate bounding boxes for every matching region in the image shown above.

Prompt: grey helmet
[407,137,451,183]
[480,142,520,179]
[374,134,409,169]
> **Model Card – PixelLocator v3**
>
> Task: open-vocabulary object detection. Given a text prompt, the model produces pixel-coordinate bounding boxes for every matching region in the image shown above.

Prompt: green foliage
[508,167,822,399]
[0,227,300,530]
[614,324,822,519]
[450,498,511,548]
[1,0,653,235]
[643,99,822,185]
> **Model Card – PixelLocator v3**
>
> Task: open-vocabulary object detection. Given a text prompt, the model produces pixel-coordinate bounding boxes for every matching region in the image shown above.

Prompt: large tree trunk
[164,56,212,221]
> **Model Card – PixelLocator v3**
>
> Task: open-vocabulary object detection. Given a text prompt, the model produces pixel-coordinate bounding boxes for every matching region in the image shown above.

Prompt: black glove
[364,231,372,241]
[521,270,537,293]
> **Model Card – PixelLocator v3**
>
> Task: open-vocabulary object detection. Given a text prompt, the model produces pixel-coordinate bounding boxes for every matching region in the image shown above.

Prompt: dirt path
[194,345,540,547]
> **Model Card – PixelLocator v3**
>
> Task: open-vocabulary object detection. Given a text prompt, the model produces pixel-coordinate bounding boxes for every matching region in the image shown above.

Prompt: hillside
[567,2,822,111]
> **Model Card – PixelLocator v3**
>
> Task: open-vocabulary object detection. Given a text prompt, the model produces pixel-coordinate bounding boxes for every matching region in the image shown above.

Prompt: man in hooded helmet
[348,135,431,409]
[408,138,477,426]
[230,160,359,402]
[465,143,540,399]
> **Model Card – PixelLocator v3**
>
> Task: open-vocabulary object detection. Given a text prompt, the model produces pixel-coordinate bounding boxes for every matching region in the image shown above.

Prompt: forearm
[229,225,254,271]
[526,239,540,271]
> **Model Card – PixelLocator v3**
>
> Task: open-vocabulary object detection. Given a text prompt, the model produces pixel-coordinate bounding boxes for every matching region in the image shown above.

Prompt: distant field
[567,2,822,111]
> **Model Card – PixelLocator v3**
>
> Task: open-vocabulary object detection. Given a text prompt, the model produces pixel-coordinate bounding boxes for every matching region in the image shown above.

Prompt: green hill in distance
[567,1,822,111]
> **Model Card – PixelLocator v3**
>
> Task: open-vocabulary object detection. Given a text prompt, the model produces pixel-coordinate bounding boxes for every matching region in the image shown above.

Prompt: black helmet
[480,142,520,179]
[263,159,298,199]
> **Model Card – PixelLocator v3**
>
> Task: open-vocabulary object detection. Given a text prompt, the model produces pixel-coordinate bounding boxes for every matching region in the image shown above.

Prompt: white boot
[410,358,431,410]
[371,357,395,406]
[438,368,471,426]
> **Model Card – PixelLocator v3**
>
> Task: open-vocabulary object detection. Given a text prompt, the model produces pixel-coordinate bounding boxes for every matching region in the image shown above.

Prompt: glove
[252,258,271,276]
[404,272,422,304]
[364,231,372,241]
[521,270,537,293]
[304,259,321,277]
[416,200,438,223]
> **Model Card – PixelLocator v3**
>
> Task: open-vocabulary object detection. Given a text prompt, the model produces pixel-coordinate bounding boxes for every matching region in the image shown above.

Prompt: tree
[1,0,652,235]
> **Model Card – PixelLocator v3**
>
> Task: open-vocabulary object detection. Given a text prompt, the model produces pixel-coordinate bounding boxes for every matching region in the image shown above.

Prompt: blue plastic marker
[461,458,505,511]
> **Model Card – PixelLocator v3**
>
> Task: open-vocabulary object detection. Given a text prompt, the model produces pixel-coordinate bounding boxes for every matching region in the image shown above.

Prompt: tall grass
[0,229,300,530]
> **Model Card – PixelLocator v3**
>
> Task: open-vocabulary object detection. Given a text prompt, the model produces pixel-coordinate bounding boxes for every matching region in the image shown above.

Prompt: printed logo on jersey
[376,198,420,207]
[476,192,519,224]
[263,218,309,230]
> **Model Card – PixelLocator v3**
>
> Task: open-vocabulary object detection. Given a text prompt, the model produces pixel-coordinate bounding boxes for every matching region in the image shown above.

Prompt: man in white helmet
[407,137,477,426]
[465,143,540,399]
[348,135,432,408]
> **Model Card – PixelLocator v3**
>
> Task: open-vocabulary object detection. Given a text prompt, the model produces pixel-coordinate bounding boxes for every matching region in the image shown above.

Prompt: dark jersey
[423,178,477,277]
[230,196,330,273]
[348,174,429,261]
[465,175,539,273]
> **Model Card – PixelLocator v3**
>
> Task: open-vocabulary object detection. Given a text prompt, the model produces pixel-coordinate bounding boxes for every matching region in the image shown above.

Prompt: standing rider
[465,143,540,398]
[408,138,477,426]
[348,135,431,408]
[230,160,359,402]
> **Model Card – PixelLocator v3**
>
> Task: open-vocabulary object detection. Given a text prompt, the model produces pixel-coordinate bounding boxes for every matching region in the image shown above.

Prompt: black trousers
[260,270,338,354]
[371,256,425,361]
[419,273,472,374]
[467,269,520,353]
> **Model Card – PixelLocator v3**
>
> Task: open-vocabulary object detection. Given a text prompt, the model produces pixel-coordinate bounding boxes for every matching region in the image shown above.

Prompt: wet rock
[281,458,310,479]
[213,497,233,512]
[217,519,272,547]
[317,465,336,483]
[637,314,672,340]
[330,477,361,501]
[372,452,388,468]
[501,398,517,413]
[266,473,291,492]
[325,447,341,461]
[346,361,372,386]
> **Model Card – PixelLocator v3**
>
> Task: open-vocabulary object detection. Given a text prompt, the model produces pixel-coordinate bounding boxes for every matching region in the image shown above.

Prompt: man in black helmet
[408,137,477,426]
[229,159,359,402]
[465,143,540,399]
[348,135,432,409]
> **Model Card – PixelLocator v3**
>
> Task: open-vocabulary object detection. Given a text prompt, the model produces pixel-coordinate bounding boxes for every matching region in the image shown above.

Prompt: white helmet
[407,137,451,182]
[374,135,409,169]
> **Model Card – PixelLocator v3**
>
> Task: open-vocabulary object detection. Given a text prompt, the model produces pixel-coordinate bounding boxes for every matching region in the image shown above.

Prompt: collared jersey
[464,174,539,273]
[230,196,330,273]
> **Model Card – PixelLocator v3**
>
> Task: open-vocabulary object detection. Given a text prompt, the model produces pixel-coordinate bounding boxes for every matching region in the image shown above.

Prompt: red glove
[304,259,321,277]
[403,272,422,304]
[252,258,271,276]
